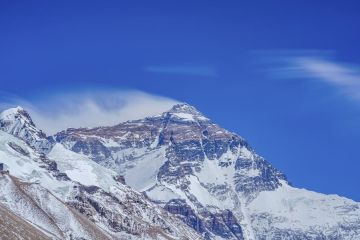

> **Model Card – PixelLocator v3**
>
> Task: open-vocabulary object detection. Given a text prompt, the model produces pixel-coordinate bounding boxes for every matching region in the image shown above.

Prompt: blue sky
[1,0,360,200]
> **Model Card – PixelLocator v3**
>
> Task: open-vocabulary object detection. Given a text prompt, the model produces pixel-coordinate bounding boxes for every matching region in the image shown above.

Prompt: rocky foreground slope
[1,104,360,239]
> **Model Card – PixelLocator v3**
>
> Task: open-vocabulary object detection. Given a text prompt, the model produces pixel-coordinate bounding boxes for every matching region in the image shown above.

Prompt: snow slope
[0,172,112,240]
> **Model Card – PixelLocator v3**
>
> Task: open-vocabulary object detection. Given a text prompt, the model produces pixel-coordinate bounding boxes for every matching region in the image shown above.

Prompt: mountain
[0,107,201,240]
[1,104,360,239]
[54,103,360,240]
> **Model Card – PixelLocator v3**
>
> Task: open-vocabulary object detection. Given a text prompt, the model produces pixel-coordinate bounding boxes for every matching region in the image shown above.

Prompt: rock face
[164,199,244,240]
[54,103,360,240]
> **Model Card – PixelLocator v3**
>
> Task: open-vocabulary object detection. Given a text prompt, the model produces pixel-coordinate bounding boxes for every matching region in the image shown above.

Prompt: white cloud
[0,89,179,135]
[293,57,360,100]
[258,50,360,102]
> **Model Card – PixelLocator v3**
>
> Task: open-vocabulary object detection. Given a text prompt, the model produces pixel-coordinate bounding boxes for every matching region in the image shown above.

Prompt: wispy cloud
[0,89,179,135]
[257,50,360,102]
[144,65,217,77]
[292,57,360,100]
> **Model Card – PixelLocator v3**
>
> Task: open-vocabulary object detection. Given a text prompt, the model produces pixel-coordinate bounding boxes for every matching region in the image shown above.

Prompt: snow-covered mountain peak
[0,106,53,153]
[163,103,210,122]
[168,103,199,114]
[0,106,35,127]
[53,103,291,238]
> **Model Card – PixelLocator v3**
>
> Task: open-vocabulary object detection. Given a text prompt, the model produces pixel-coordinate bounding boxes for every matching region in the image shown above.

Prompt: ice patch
[172,113,196,121]
[124,147,167,191]
[48,143,118,190]
[146,185,181,203]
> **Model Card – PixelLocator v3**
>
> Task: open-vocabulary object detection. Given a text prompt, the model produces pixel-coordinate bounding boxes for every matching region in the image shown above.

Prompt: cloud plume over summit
[0,89,179,135]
